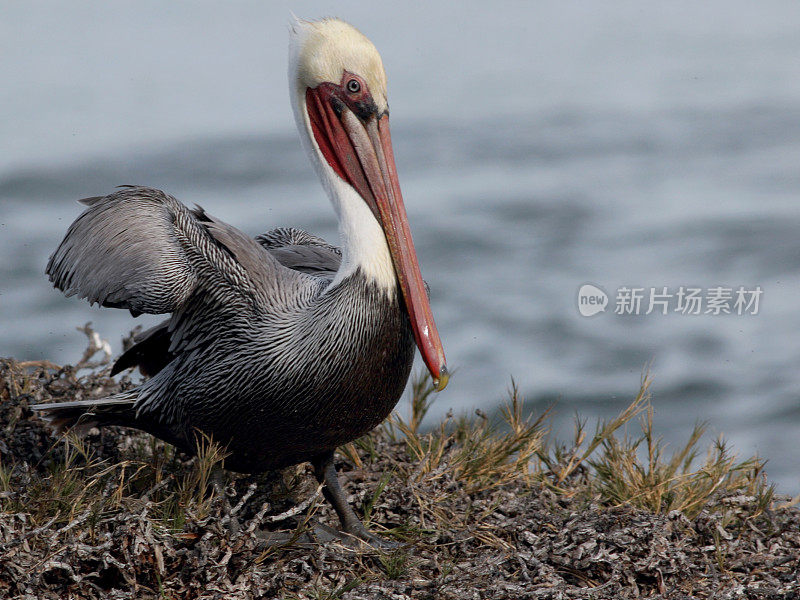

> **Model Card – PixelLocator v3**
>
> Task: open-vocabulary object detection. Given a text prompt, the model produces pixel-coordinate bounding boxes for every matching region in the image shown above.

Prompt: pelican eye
[346,79,361,93]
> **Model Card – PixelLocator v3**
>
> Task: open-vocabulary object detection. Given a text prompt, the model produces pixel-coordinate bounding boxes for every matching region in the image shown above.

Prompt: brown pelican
[31,17,448,545]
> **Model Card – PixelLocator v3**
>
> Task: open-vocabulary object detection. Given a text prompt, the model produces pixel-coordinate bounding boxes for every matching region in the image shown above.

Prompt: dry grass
[381,372,773,526]
[535,374,652,491]
[374,376,547,548]
[588,406,773,519]
[0,429,228,536]
[387,376,546,493]
[0,327,796,598]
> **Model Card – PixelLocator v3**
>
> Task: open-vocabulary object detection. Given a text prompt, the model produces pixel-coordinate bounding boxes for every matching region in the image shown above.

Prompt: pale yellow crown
[290,18,389,113]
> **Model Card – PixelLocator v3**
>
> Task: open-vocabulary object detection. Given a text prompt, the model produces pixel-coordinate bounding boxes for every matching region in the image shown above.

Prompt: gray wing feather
[47,186,281,317]
[190,206,279,305]
[256,227,341,278]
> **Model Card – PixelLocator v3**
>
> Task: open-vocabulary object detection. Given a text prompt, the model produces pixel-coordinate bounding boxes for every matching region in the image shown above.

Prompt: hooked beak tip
[433,364,449,392]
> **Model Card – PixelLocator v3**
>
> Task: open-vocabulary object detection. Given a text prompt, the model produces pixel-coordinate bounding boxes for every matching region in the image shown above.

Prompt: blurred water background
[1,2,799,492]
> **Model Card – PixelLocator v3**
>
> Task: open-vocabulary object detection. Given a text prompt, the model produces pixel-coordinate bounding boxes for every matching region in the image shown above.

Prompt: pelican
[31,17,448,545]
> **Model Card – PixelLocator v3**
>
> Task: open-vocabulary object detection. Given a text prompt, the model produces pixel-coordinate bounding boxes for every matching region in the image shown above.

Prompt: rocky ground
[1,329,798,599]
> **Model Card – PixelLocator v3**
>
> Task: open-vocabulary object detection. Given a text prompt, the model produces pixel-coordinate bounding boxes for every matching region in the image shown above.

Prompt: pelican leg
[311,450,399,549]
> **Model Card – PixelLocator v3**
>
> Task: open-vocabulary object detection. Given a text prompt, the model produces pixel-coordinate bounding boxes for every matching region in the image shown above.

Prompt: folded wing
[103,216,342,377]
[256,227,341,278]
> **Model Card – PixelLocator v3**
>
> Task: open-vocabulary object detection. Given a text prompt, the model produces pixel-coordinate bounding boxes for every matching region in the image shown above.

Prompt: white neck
[288,40,397,295]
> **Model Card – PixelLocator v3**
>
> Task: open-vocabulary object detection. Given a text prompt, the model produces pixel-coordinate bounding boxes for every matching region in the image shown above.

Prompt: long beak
[306,88,449,391]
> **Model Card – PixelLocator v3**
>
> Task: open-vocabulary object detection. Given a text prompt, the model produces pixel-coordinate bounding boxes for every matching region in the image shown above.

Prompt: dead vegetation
[0,325,798,599]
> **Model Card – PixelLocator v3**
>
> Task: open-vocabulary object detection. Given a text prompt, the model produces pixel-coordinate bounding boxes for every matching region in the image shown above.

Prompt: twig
[0,514,60,552]
[263,483,324,524]
[15,360,62,371]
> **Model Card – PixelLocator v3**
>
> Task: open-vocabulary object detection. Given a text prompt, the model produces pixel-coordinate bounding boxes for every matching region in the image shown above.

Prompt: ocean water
[1,2,799,492]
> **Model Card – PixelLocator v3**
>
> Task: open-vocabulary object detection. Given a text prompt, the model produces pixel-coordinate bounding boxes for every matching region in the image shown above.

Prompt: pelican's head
[289,18,448,391]
[292,18,388,115]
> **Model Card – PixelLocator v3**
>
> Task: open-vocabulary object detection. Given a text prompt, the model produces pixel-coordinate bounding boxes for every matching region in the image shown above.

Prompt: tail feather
[30,394,137,435]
